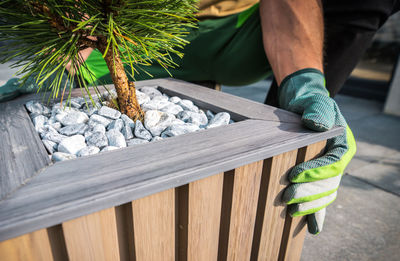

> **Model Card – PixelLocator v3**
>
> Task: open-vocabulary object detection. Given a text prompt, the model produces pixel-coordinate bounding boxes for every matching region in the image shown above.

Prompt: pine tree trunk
[98,43,144,121]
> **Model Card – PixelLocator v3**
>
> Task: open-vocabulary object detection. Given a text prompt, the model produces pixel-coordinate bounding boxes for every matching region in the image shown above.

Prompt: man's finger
[288,126,355,183]
[307,208,326,235]
[301,94,336,131]
[283,174,342,204]
[288,191,337,217]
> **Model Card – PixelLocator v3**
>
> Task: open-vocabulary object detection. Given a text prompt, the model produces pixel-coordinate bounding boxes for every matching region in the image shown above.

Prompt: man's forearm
[260,0,324,85]
[65,47,94,74]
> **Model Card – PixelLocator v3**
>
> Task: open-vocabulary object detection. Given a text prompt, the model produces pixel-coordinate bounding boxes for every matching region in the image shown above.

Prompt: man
[1,0,399,234]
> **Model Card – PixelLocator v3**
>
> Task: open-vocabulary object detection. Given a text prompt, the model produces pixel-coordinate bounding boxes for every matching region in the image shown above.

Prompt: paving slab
[349,152,400,196]
[350,113,400,152]
[334,95,382,121]
[302,174,400,261]
[344,140,399,173]
[333,95,400,196]
[222,80,271,103]
[0,62,20,84]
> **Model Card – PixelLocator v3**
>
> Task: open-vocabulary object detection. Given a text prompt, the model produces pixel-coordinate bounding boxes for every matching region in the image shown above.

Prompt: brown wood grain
[0,228,53,261]
[187,173,224,261]
[62,207,120,261]
[252,149,298,261]
[131,188,175,261]
[226,160,264,261]
[278,141,327,261]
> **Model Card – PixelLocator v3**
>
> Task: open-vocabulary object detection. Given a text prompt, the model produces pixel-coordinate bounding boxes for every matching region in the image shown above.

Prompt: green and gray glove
[0,78,35,102]
[0,72,74,103]
[279,68,356,235]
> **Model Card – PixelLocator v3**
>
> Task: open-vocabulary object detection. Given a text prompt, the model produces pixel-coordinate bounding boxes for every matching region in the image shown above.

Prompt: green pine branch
[0,0,197,104]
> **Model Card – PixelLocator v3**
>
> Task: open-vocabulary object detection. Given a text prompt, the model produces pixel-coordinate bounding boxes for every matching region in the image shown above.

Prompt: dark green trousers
[82,4,272,86]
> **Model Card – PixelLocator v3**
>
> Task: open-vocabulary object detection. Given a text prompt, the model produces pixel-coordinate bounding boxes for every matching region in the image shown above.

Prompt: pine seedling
[0,0,197,120]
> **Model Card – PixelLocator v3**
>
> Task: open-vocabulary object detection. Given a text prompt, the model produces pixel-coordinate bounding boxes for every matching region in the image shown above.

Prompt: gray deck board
[0,100,50,201]
[0,78,342,241]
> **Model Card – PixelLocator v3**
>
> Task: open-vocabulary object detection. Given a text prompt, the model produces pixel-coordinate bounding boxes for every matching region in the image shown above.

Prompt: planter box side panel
[0,141,326,261]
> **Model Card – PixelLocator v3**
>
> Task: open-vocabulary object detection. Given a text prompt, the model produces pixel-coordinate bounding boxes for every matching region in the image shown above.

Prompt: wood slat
[0,228,53,261]
[132,188,175,261]
[187,173,224,261]
[0,100,50,200]
[278,141,327,261]
[62,207,120,261]
[226,160,264,261]
[252,149,298,261]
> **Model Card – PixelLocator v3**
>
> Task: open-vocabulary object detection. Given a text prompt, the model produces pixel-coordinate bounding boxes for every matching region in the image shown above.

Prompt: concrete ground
[222,81,400,261]
[1,64,399,260]
[0,63,20,86]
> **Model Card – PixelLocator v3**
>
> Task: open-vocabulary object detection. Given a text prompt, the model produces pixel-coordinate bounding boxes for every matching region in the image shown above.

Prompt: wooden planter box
[0,79,341,261]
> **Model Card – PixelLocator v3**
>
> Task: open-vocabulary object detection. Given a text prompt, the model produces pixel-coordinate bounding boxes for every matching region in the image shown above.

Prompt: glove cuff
[278,68,328,111]
[279,68,324,89]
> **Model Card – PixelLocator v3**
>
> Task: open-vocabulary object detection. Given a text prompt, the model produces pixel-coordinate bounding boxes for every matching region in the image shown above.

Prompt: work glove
[279,68,356,235]
[0,78,38,102]
[0,72,74,103]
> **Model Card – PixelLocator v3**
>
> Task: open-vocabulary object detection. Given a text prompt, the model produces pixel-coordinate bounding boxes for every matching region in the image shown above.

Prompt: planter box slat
[132,188,175,261]
[252,149,298,261]
[187,173,224,261]
[278,141,326,261]
[62,207,120,261]
[0,79,341,260]
[0,100,50,200]
[0,228,53,260]
[226,161,264,261]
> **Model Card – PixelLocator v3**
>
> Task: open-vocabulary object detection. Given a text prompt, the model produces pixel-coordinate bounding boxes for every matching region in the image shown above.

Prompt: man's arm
[259,0,356,235]
[260,0,324,85]
[65,48,94,74]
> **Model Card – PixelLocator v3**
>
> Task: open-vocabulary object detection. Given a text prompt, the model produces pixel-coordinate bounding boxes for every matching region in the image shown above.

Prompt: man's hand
[0,78,20,102]
[0,72,74,103]
[279,68,356,234]
[0,77,44,102]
